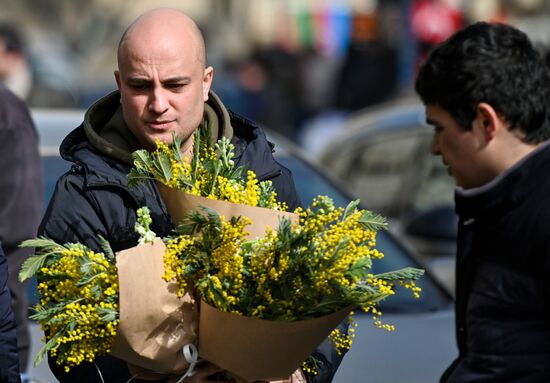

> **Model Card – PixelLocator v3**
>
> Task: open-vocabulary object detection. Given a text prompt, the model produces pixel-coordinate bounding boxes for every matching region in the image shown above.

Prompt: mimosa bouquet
[128,128,293,228]
[18,126,423,382]
[126,128,424,381]
[128,128,286,210]
[18,236,119,371]
[20,208,202,377]
[161,199,423,381]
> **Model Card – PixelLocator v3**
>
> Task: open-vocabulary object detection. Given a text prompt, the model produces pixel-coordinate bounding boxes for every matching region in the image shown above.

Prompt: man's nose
[148,87,168,114]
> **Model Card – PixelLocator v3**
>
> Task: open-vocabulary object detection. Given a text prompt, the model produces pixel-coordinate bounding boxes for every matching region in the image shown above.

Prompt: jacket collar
[59,91,281,188]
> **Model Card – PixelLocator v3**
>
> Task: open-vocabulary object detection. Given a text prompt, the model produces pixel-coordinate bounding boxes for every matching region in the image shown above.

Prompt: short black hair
[0,23,24,53]
[415,22,550,144]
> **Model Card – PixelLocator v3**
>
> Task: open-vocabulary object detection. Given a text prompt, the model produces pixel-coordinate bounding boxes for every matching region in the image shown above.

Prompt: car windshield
[275,154,452,313]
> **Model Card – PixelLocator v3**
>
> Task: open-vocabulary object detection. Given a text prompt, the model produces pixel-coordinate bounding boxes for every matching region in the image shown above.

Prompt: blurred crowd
[2,0,550,142]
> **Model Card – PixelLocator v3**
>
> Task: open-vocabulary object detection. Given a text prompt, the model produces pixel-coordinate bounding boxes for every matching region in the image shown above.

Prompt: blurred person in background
[0,240,21,383]
[0,22,77,108]
[40,7,346,383]
[0,84,44,383]
[334,12,397,112]
[411,0,463,66]
[416,22,550,382]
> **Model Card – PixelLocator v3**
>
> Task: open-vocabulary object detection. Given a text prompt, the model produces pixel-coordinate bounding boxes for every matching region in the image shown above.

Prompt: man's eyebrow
[425,118,436,125]
[161,76,191,83]
[125,76,192,85]
[126,77,151,84]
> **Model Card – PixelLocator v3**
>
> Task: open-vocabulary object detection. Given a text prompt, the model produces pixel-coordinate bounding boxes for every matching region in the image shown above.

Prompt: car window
[326,130,425,216]
[276,155,452,312]
[410,150,455,213]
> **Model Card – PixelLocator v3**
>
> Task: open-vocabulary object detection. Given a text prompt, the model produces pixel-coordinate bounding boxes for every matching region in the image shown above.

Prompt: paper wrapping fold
[110,239,198,375]
[198,301,354,383]
[157,183,298,238]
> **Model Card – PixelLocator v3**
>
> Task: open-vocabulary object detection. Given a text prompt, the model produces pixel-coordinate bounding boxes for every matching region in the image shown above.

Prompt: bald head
[117,8,206,69]
[113,7,214,152]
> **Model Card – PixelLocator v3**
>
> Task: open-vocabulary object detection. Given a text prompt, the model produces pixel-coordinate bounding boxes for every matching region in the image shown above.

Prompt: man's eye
[129,83,148,91]
[166,83,185,91]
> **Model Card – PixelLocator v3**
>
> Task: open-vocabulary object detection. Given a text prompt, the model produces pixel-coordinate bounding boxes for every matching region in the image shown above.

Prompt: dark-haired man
[416,22,550,382]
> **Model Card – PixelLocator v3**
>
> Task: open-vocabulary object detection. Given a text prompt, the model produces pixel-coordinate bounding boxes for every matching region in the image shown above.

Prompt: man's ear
[114,70,122,90]
[474,102,500,143]
[202,66,214,101]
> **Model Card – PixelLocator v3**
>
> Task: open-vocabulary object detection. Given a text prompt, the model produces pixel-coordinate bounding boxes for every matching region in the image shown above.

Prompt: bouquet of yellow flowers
[164,197,417,318]
[20,209,200,377]
[161,198,423,381]
[18,236,119,371]
[19,126,423,382]
[128,129,287,210]
[126,128,423,381]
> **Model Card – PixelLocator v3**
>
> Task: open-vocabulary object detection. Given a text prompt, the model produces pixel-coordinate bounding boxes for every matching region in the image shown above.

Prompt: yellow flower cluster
[328,314,357,356]
[130,134,286,211]
[163,214,253,314]
[20,240,119,371]
[163,196,423,324]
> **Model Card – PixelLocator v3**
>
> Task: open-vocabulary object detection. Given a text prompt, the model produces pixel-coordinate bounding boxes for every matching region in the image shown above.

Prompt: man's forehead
[119,35,203,71]
[119,12,205,67]
[119,42,201,69]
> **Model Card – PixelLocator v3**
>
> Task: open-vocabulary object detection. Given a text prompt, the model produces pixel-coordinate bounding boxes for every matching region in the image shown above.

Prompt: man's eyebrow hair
[125,76,192,84]
[161,76,192,83]
[126,77,151,83]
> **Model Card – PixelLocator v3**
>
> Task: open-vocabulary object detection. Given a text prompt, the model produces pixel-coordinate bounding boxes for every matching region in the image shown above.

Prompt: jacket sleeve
[303,319,349,383]
[39,166,142,254]
[39,170,110,251]
[0,242,21,383]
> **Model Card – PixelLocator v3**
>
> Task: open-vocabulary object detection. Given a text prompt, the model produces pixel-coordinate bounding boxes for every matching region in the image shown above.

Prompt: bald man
[39,8,345,383]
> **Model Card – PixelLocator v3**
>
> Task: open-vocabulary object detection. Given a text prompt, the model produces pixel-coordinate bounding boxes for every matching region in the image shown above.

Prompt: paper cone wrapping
[198,301,353,383]
[110,239,198,375]
[157,183,298,238]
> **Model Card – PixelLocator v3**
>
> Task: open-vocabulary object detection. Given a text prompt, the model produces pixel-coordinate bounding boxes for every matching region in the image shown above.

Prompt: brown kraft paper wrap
[198,301,354,383]
[157,183,298,238]
[110,239,198,376]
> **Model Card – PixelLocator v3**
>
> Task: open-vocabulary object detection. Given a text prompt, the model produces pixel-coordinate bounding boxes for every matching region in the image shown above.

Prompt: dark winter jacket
[440,141,550,383]
[40,91,343,382]
[0,83,43,375]
[0,84,43,254]
[0,241,21,383]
